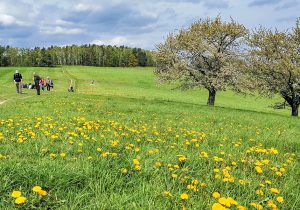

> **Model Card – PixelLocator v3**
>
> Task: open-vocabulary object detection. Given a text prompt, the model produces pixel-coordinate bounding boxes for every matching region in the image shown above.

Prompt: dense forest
[0,45,155,67]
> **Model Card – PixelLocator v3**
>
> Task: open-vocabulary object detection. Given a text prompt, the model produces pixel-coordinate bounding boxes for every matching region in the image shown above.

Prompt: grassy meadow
[0,66,299,209]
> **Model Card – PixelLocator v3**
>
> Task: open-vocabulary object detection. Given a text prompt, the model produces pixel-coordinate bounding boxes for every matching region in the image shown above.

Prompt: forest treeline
[0,45,155,67]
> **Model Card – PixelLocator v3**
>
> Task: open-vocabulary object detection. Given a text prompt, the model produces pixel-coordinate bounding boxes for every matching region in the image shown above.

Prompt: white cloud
[91,36,130,46]
[0,14,16,25]
[74,3,102,11]
[1,0,300,49]
[40,26,84,35]
[55,19,73,26]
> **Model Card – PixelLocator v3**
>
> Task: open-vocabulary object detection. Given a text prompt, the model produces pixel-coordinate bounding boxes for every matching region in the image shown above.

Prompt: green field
[0,66,299,209]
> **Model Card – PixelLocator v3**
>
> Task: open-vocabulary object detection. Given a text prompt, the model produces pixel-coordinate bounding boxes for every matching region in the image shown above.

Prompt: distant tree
[0,44,154,67]
[248,19,300,117]
[133,48,147,66]
[0,46,5,66]
[146,51,155,66]
[155,17,247,105]
[40,48,53,67]
[128,50,138,67]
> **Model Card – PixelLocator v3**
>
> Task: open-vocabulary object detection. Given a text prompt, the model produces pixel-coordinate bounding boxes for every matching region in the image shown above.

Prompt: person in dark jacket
[13,70,23,94]
[33,72,41,95]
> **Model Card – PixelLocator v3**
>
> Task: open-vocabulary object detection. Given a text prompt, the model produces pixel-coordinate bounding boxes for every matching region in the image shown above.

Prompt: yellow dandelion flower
[11,191,22,198]
[32,186,42,193]
[227,197,238,205]
[255,166,263,174]
[212,203,227,210]
[200,183,207,187]
[171,173,177,178]
[218,197,231,207]
[121,168,128,174]
[276,196,284,203]
[256,189,264,196]
[133,159,140,165]
[134,165,141,171]
[180,193,188,200]
[270,188,280,194]
[250,202,263,210]
[212,192,221,199]
[237,205,246,210]
[163,191,172,197]
[15,196,26,205]
[38,190,47,197]
[279,168,285,172]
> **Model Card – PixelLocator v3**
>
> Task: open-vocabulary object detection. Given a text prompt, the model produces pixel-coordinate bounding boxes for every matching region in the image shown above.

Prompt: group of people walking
[13,70,54,95]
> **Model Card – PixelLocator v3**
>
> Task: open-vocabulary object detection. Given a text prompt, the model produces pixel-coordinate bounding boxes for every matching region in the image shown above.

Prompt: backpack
[14,73,22,82]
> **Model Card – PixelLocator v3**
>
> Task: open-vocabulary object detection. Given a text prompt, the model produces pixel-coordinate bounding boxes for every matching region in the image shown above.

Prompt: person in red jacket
[39,78,45,91]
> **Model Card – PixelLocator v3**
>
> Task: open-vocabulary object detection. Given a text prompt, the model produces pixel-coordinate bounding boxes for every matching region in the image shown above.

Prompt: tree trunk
[291,103,299,117]
[207,87,216,106]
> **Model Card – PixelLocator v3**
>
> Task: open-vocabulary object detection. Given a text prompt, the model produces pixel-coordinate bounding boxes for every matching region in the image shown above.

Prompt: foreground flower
[255,166,263,174]
[121,168,128,174]
[178,155,187,162]
[11,191,22,198]
[212,192,221,198]
[15,196,26,205]
[163,191,172,197]
[38,190,47,197]
[180,193,188,200]
[218,197,231,207]
[270,188,280,194]
[32,185,42,193]
[212,203,227,210]
[250,202,263,210]
[277,196,284,203]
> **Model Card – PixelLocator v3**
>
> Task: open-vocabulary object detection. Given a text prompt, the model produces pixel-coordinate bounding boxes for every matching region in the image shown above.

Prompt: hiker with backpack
[33,72,41,95]
[13,70,23,94]
[46,77,54,91]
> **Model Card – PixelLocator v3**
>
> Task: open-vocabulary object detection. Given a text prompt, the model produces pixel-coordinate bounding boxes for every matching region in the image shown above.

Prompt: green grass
[0,66,299,209]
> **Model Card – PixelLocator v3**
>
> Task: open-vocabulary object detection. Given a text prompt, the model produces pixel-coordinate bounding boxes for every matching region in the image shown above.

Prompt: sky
[0,0,299,50]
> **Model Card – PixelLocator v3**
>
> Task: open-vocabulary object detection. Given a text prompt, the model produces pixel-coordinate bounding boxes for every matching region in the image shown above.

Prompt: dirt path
[0,96,34,106]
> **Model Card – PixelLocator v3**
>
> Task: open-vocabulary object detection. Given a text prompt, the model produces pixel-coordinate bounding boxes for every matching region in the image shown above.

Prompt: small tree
[248,20,300,117]
[155,17,247,105]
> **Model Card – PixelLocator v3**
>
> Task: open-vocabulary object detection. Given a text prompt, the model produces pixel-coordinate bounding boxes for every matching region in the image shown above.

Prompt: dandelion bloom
[270,188,280,194]
[121,168,128,174]
[133,159,140,165]
[250,202,263,210]
[256,189,264,196]
[200,183,206,187]
[163,191,172,197]
[11,191,22,198]
[178,155,187,162]
[218,197,231,207]
[237,206,246,210]
[212,192,221,198]
[32,186,42,193]
[227,197,238,205]
[38,190,47,197]
[180,193,188,200]
[255,166,263,174]
[276,196,284,203]
[15,196,26,205]
[212,203,227,210]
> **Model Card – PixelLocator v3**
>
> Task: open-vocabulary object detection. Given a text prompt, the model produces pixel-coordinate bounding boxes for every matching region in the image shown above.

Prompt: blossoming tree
[248,19,300,117]
[155,17,247,106]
